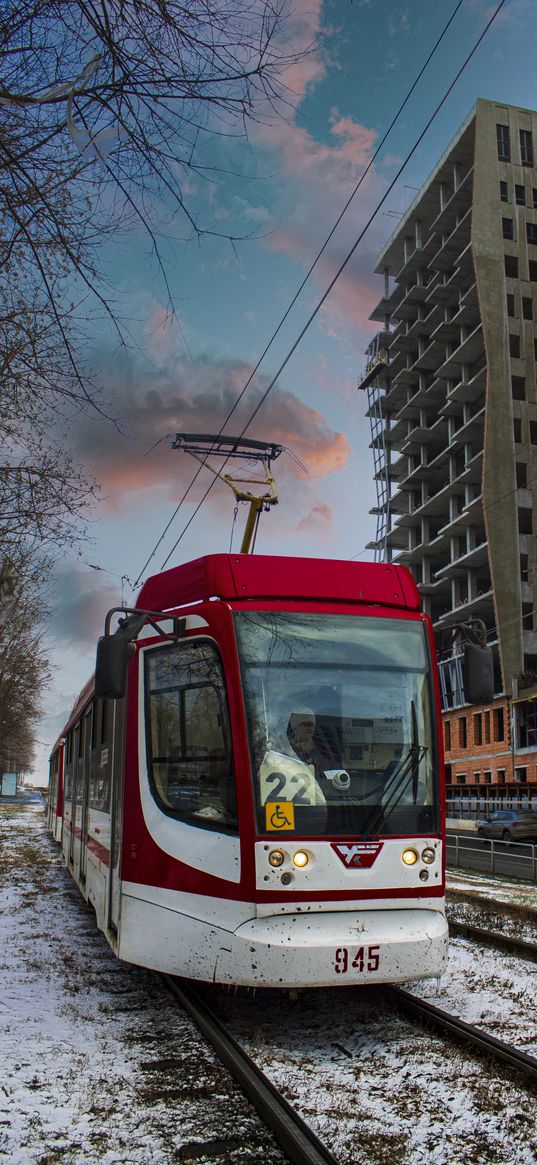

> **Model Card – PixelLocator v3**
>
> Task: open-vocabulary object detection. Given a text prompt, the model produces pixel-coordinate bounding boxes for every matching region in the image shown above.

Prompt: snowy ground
[0,801,285,1165]
[2,800,537,1165]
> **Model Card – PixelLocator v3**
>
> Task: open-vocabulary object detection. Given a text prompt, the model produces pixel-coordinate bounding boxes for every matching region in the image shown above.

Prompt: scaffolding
[357,335,391,563]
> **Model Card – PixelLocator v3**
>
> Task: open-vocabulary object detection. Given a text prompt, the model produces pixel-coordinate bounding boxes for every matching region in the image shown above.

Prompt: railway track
[162,975,339,1165]
[386,986,537,1091]
[163,965,537,1165]
[448,918,537,961]
[447,887,537,926]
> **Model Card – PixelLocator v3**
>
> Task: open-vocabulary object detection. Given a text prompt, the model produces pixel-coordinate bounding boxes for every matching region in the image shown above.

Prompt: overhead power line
[134,0,506,585]
[132,1,466,589]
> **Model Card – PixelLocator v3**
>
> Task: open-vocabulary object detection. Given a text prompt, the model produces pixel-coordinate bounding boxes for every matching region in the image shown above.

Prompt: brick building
[359,98,537,805]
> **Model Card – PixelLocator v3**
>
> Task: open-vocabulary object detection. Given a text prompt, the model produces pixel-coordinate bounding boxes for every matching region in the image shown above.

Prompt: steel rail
[387,986,537,1088]
[447,887,537,924]
[449,919,537,962]
[162,975,339,1165]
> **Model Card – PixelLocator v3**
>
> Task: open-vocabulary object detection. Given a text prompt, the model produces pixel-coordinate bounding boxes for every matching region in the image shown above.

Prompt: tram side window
[145,640,237,832]
[64,730,74,802]
[89,699,112,811]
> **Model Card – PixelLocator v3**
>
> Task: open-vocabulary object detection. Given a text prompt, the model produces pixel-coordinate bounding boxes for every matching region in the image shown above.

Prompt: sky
[32,0,537,781]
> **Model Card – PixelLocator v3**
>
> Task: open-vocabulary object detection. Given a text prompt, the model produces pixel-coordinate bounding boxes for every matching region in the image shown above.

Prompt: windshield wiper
[360,701,427,838]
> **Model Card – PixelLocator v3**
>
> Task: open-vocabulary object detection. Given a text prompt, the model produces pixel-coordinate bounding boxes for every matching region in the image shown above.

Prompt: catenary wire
[157,0,507,574]
[130,0,468,588]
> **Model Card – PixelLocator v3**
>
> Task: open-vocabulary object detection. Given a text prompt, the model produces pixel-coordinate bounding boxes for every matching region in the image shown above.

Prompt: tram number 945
[334,946,380,974]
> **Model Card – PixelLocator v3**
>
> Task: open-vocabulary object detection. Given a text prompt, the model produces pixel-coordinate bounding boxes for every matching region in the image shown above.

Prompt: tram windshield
[234,611,439,838]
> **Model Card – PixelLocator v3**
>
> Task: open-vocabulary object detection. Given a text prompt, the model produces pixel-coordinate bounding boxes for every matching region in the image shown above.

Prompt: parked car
[477,809,537,842]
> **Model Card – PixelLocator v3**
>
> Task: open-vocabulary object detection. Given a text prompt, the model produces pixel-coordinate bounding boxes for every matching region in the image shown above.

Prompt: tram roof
[136,554,421,613]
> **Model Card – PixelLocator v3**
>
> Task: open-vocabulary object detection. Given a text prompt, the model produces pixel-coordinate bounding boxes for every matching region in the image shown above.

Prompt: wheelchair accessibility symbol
[265,801,295,831]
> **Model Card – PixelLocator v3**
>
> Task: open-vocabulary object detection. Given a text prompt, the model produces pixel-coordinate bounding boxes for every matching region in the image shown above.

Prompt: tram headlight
[421,847,436,864]
[292,850,309,869]
[268,849,285,868]
[401,848,418,866]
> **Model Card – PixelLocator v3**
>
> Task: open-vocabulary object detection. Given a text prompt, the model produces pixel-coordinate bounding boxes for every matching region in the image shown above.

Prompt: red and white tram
[49,552,450,987]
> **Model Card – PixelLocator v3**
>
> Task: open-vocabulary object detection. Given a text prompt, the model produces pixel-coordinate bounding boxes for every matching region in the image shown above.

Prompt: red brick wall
[443,696,537,788]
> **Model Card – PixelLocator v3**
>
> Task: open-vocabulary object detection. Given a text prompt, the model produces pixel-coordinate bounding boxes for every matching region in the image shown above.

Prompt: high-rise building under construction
[359,98,537,803]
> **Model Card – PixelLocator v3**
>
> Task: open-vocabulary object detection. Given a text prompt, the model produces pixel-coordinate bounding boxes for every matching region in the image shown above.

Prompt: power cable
[157,0,506,574]
[131,0,468,588]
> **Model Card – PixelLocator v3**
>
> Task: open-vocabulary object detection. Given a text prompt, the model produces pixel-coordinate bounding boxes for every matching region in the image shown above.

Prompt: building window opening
[515,184,526,205]
[474,712,483,745]
[497,123,511,161]
[520,129,534,167]
[444,720,451,751]
[505,255,519,278]
[527,222,537,245]
[509,333,521,358]
[518,507,533,534]
[507,293,515,317]
[522,602,534,631]
[491,703,505,740]
[523,297,533,320]
[502,217,514,240]
[459,717,467,749]
[516,462,528,487]
[500,180,509,202]
[512,376,526,400]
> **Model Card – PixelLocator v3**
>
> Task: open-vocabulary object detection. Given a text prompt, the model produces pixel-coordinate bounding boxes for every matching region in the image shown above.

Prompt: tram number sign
[334,945,380,975]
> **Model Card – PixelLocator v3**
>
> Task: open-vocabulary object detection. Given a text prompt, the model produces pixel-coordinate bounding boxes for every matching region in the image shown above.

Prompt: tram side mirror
[462,642,494,704]
[95,634,130,699]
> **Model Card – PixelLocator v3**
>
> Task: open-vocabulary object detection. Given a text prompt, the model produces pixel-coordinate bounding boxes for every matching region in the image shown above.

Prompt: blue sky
[34,0,537,779]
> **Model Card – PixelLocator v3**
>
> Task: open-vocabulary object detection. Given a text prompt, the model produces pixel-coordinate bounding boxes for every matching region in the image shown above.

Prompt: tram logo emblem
[331,842,383,868]
[265,801,295,831]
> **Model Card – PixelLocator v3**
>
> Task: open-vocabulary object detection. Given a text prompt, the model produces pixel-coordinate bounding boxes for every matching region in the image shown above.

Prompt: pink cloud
[277,0,326,103]
[297,502,333,533]
[73,352,351,511]
[144,307,187,359]
[256,115,377,184]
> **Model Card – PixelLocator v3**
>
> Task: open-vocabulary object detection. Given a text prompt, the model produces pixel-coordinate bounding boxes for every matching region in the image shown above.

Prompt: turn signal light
[268,850,285,868]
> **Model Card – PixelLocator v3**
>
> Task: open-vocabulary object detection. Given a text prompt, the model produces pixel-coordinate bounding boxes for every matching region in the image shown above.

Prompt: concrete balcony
[433,540,489,580]
[433,586,494,629]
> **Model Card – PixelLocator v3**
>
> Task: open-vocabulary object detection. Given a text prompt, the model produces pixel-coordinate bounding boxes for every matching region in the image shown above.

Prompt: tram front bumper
[214,907,448,988]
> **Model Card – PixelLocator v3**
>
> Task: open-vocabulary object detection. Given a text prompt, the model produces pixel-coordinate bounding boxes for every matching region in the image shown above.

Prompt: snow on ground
[225,974,537,1165]
[0,801,286,1165]
[2,799,537,1165]
[410,937,537,1054]
[447,869,537,914]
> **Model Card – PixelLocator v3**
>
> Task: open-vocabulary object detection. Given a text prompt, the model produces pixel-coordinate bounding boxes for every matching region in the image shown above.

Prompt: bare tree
[0,0,312,542]
[0,3,313,768]
[0,550,51,775]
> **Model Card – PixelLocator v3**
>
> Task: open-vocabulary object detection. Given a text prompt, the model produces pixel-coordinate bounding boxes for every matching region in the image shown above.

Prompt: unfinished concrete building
[359,98,537,805]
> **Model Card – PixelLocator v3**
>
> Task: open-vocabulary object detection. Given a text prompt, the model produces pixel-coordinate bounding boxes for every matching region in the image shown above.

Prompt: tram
[49,550,453,988]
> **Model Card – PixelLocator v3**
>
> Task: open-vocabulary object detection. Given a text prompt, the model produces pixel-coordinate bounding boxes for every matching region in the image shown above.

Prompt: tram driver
[259,704,350,808]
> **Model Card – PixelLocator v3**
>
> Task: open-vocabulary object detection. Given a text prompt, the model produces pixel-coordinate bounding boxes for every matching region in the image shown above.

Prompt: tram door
[68,723,81,868]
[107,699,125,933]
[78,707,93,882]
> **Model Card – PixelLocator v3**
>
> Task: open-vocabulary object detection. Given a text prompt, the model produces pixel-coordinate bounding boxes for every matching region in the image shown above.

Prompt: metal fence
[447,796,537,819]
[446,831,537,883]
